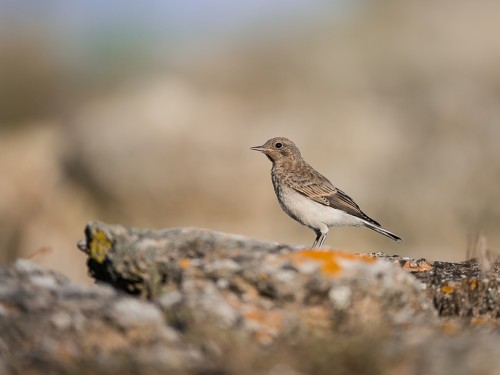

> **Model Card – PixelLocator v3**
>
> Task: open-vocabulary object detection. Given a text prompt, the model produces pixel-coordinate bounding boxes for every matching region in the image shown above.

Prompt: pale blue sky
[1,0,357,43]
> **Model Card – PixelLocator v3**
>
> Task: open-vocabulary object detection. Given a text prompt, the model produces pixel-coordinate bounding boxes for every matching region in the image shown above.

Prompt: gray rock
[1,222,499,374]
[0,259,203,374]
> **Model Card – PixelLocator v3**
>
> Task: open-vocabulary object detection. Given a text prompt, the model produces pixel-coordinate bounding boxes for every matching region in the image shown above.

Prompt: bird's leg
[317,231,328,248]
[312,230,322,249]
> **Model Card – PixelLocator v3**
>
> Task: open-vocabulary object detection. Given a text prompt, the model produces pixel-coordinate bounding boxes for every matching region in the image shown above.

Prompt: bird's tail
[363,221,402,242]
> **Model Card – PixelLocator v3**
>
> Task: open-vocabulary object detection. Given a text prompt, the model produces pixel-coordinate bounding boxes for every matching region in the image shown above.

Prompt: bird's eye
[275,142,283,149]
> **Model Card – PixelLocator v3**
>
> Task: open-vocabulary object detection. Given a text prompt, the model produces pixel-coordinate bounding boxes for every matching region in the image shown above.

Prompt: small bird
[251,137,401,248]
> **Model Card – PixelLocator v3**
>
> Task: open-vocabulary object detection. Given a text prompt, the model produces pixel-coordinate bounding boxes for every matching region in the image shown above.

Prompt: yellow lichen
[89,229,112,263]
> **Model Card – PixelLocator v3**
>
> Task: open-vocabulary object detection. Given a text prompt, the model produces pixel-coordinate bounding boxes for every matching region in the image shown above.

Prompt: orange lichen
[470,316,487,326]
[403,261,433,272]
[469,279,478,291]
[243,307,263,322]
[243,307,284,331]
[441,320,459,335]
[243,306,285,345]
[282,250,376,276]
[243,307,283,328]
[179,258,191,270]
[254,331,274,346]
[300,306,331,330]
[441,285,454,294]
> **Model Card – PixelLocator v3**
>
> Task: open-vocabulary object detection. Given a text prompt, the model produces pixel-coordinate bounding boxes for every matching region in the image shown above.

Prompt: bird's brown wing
[286,168,381,226]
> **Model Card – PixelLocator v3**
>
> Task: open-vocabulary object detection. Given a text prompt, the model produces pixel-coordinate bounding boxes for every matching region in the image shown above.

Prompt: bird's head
[250,137,301,163]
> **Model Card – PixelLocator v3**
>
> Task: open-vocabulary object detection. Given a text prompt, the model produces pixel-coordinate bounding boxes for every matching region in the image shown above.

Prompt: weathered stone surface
[1,222,499,375]
[0,260,203,374]
[77,221,436,341]
[376,253,500,321]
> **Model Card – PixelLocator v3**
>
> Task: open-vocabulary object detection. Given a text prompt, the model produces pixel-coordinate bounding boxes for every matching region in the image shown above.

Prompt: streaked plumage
[251,137,401,248]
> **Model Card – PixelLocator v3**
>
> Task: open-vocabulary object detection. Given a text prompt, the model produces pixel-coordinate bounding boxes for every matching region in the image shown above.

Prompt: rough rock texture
[1,221,499,375]
[77,222,436,337]
[0,260,202,375]
[374,253,500,322]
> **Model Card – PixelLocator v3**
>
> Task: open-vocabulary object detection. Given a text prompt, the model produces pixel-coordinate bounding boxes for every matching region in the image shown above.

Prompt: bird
[250,137,401,248]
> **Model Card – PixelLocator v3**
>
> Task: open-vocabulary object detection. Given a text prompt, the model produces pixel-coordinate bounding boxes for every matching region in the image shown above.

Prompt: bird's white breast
[278,185,366,232]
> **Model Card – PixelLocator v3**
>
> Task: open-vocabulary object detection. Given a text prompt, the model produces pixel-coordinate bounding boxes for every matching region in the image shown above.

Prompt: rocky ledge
[1,221,499,375]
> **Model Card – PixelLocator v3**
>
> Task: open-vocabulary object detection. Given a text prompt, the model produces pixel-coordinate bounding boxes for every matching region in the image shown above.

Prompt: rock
[376,253,500,321]
[0,259,203,374]
[76,221,436,339]
[0,221,499,375]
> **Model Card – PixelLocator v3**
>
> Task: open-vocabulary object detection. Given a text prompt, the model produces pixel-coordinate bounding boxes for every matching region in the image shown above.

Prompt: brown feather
[283,161,381,227]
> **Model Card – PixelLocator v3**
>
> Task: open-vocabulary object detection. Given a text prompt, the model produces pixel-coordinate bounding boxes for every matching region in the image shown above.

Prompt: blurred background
[1,0,499,283]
